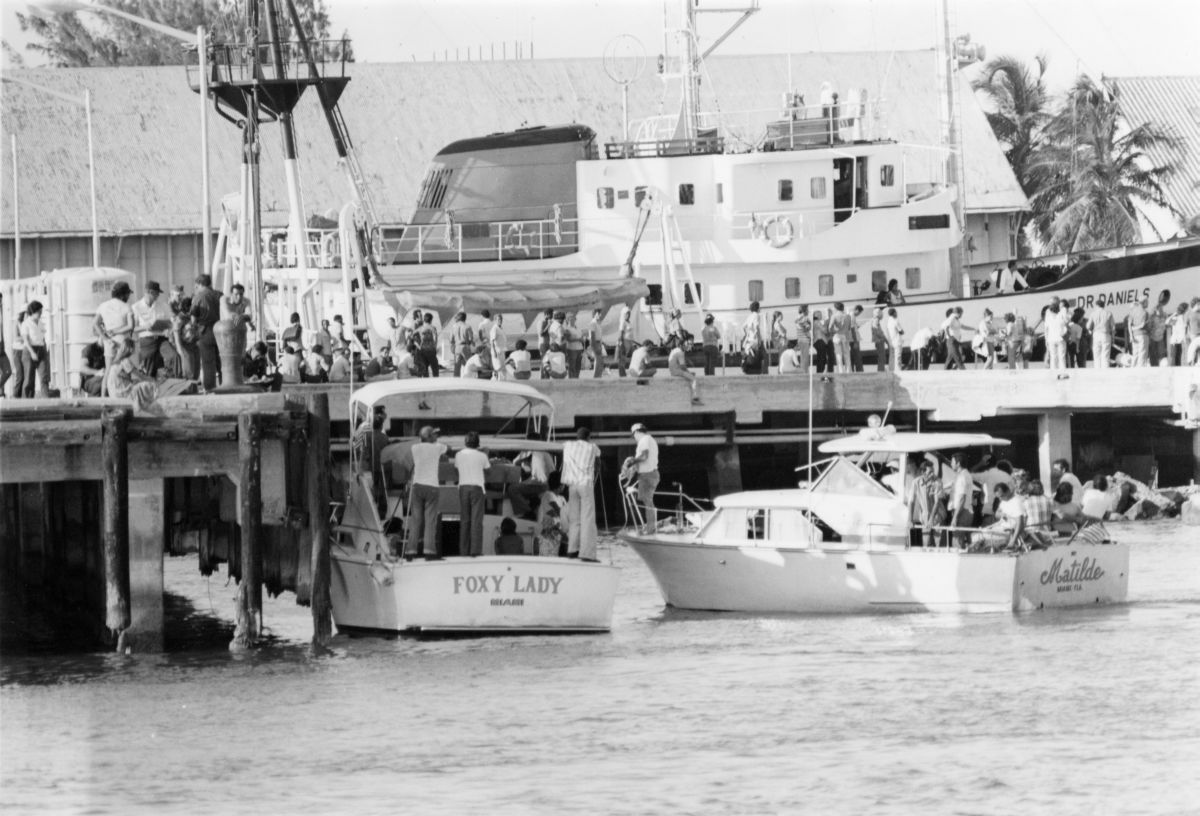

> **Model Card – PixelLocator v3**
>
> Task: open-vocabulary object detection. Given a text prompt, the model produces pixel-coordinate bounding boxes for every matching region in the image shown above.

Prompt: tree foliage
[1026,76,1179,252]
[7,0,352,68]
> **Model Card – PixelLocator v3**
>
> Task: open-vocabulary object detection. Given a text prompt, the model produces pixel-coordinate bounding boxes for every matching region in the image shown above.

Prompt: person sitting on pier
[363,346,391,380]
[627,339,657,380]
[79,337,106,397]
[542,342,569,379]
[106,338,159,414]
[94,282,135,397]
[393,340,417,379]
[778,342,803,374]
[304,344,330,383]
[742,301,767,375]
[494,516,525,555]
[668,340,700,403]
[329,347,352,383]
[507,339,533,380]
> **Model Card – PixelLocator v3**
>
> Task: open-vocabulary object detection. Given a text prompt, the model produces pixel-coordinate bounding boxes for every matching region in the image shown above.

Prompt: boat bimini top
[819,430,1010,455]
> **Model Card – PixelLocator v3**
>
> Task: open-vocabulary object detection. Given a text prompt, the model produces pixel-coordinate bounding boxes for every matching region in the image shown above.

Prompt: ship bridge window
[785,277,801,299]
[748,280,764,302]
[778,179,793,201]
[871,270,887,293]
[679,183,695,206]
[819,275,834,297]
[810,177,827,199]
[635,186,648,207]
[617,189,630,200]
[905,266,921,290]
[880,164,896,187]
[684,283,703,305]
[596,187,615,209]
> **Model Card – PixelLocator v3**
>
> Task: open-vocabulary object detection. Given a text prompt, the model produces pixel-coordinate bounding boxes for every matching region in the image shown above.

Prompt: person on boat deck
[393,340,417,379]
[506,442,556,519]
[972,456,1013,524]
[778,342,803,374]
[1166,302,1189,366]
[329,347,352,383]
[563,312,586,377]
[700,313,722,376]
[742,301,767,375]
[616,305,633,377]
[1080,475,1114,523]
[494,517,525,556]
[810,309,831,373]
[542,342,569,379]
[626,423,661,534]
[1087,296,1115,369]
[884,278,906,306]
[1050,458,1083,498]
[94,281,135,397]
[849,305,865,372]
[489,313,508,380]
[668,340,701,403]
[243,341,280,390]
[304,344,330,383]
[406,425,448,559]
[946,452,975,547]
[461,343,489,379]
[628,339,656,379]
[1042,300,1069,370]
[281,312,304,352]
[562,426,602,561]
[449,310,474,377]
[990,260,1028,294]
[506,339,533,380]
[884,308,904,373]
[353,407,391,516]
[454,431,490,557]
[1022,479,1055,548]
[993,482,1026,549]
[415,313,440,377]
[106,338,159,415]
[909,326,935,371]
[19,301,51,399]
[975,309,997,369]
[1052,482,1083,534]
[907,459,946,548]
[133,280,175,377]
[940,307,965,371]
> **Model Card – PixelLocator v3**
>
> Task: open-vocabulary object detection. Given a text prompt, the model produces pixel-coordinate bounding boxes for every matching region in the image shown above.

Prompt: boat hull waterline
[331,551,620,634]
[619,534,1129,614]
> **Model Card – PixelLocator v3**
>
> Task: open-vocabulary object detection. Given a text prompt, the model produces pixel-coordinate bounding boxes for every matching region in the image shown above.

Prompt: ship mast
[675,0,759,143]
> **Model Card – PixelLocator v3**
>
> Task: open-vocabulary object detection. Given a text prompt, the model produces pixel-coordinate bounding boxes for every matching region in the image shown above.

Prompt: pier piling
[307,393,332,651]
[231,411,263,650]
[101,407,131,650]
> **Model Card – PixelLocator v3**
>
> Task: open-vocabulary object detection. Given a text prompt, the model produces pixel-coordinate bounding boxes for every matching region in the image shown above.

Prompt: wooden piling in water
[230,411,262,651]
[101,408,131,651]
[307,393,332,650]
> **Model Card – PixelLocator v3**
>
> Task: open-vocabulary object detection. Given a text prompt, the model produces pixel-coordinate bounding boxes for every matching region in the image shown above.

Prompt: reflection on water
[1,521,1198,815]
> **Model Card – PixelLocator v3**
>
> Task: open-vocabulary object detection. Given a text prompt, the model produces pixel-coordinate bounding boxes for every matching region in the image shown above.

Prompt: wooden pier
[1,367,1197,652]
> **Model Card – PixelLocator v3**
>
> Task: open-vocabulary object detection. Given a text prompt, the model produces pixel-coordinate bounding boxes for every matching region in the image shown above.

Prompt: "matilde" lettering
[1039,557,1105,586]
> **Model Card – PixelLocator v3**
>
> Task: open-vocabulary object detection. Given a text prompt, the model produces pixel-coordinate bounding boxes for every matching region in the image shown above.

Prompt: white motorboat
[330,379,618,635]
[619,426,1128,613]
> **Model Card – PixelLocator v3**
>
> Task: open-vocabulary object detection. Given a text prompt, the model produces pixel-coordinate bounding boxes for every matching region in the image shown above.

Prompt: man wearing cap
[562,427,601,560]
[94,281,135,395]
[132,281,174,376]
[406,425,447,559]
[625,423,660,533]
[189,274,223,391]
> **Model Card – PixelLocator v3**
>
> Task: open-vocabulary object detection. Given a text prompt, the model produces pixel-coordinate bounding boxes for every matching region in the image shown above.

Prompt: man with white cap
[624,423,660,533]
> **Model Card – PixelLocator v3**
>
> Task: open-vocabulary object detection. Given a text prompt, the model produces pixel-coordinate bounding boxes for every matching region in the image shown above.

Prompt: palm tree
[1027,75,1179,253]
[972,55,1051,258]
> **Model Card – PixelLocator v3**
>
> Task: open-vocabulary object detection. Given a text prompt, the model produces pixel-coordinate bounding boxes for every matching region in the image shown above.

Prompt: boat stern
[1013,543,1130,610]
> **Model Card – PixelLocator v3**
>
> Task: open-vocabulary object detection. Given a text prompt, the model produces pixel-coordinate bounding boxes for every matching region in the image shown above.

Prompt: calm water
[2,520,1199,815]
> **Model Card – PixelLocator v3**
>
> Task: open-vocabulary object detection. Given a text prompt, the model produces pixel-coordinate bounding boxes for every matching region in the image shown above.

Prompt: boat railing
[261,227,343,270]
[374,215,581,264]
[617,473,710,533]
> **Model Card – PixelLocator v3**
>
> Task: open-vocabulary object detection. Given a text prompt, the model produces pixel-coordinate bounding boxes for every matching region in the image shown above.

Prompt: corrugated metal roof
[0,52,1025,236]
[1113,76,1200,220]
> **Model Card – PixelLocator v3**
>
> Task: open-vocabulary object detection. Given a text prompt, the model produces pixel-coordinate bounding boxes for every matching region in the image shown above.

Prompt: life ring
[761,215,794,248]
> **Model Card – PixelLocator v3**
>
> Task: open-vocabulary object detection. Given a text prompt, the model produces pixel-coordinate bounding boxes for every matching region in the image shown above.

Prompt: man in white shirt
[507,339,533,379]
[328,347,352,382]
[1050,458,1083,498]
[668,341,700,402]
[562,427,601,560]
[1043,301,1068,369]
[909,326,935,370]
[488,314,507,379]
[461,345,487,379]
[587,307,606,378]
[541,343,568,379]
[940,307,965,370]
[1087,295,1114,368]
[629,339,656,379]
[393,341,416,379]
[1126,296,1150,367]
[625,423,660,533]
[19,301,50,398]
[305,345,330,382]
[885,308,904,372]
[972,456,1013,523]
[947,452,976,547]
[407,425,448,559]
[93,281,134,396]
[132,281,174,376]
[454,431,490,556]
[778,344,802,374]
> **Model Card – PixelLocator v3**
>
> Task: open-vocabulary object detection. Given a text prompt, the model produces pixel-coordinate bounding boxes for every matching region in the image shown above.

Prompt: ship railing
[374,216,581,265]
[187,38,352,89]
[260,227,343,270]
[618,473,712,533]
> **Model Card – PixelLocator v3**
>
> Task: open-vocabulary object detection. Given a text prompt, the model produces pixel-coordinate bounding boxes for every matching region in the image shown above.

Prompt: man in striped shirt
[562,427,601,561]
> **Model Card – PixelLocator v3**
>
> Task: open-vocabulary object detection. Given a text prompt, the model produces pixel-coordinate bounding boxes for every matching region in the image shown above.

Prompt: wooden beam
[307,393,332,651]
[230,412,262,651]
[102,408,131,651]
[0,420,102,447]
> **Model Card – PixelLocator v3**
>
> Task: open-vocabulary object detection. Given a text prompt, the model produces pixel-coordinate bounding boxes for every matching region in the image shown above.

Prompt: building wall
[2,234,206,293]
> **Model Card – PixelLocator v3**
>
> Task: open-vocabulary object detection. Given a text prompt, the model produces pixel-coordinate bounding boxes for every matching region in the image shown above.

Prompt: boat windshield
[810,457,894,498]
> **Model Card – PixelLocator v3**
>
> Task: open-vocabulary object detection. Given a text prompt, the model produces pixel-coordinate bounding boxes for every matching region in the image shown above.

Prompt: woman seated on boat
[542,343,569,379]
[1080,475,1114,523]
[1051,482,1083,535]
[494,516,526,555]
[462,343,492,379]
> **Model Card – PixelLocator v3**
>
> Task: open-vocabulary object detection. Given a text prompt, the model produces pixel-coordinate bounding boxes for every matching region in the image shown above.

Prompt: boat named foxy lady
[330,380,618,635]
[618,425,1128,614]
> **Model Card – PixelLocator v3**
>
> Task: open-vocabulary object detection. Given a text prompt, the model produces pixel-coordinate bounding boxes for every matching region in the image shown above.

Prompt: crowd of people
[893,451,1119,552]
[352,413,607,561]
